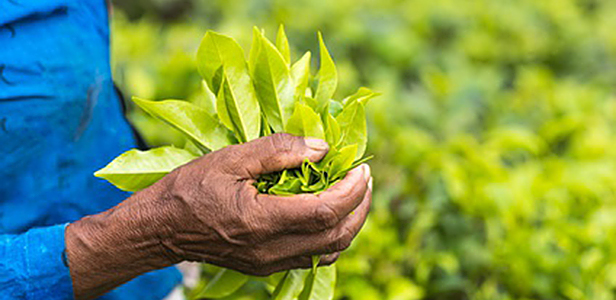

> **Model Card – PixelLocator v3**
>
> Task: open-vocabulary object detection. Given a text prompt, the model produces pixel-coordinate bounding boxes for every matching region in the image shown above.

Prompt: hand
[65,133,372,299]
[158,133,372,275]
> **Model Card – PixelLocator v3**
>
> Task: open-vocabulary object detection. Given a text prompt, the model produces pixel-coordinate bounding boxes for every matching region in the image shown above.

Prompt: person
[0,0,372,299]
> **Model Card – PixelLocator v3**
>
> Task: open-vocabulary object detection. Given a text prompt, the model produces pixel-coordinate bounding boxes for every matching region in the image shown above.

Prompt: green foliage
[94,146,197,191]
[103,25,373,300]
[111,0,616,299]
[132,97,234,151]
[190,269,249,299]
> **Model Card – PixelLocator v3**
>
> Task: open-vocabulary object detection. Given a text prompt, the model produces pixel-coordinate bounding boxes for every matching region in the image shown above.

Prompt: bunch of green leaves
[97,25,377,300]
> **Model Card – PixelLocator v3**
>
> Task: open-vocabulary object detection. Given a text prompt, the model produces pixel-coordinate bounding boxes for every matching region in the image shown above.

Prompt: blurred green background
[110,0,616,299]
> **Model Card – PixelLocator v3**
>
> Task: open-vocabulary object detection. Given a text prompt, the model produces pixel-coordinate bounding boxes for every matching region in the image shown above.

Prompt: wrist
[65,181,180,298]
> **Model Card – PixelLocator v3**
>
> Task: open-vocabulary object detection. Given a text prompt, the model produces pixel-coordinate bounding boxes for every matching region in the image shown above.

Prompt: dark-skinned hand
[65,133,373,299]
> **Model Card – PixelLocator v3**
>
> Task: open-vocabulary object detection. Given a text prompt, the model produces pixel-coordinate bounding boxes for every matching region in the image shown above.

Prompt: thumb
[226,133,329,178]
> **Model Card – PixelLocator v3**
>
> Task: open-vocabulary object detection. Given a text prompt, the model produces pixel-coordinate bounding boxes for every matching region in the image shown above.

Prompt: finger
[256,184,372,260]
[290,185,372,256]
[223,133,329,178]
[253,253,340,277]
[255,164,371,233]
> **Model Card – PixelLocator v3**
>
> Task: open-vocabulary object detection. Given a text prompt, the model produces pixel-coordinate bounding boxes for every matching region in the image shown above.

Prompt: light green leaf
[327,144,358,180]
[132,97,233,151]
[270,177,302,195]
[311,255,320,273]
[314,32,337,115]
[335,100,367,159]
[248,27,263,74]
[253,29,295,132]
[298,265,337,300]
[184,140,205,156]
[342,87,380,107]
[261,112,274,136]
[303,96,318,111]
[94,146,197,192]
[276,24,291,65]
[264,272,287,287]
[328,100,343,117]
[324,114,341,148]
[216,75,261,143]
[285,103,325,140]
[191,269,248,299]
[345,155,374,173]
[272,270,311,300]
[197,31,261,141]
[291,51,312,102]
[189,80,217,116]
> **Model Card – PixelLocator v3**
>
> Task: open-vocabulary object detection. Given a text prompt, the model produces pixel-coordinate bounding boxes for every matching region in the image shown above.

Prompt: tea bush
[111,0,616,299]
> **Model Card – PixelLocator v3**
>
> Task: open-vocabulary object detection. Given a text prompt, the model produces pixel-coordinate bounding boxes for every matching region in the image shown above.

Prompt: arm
[66,134,373,299]
[0,225,74,299]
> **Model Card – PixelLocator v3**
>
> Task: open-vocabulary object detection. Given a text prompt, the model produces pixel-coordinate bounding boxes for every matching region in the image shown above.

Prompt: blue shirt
[0,0,182,298]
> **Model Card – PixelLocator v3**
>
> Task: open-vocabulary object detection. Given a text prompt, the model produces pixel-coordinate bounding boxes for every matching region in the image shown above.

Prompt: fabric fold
[0,0,71,26]
[0,224,74,300]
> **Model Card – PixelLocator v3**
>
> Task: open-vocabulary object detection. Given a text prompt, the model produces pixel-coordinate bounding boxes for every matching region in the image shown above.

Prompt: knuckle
[224,145,244,165]
[268,133,295,154]
[212,145,244,174]
[331,227,354,251]
[314,203,340,230]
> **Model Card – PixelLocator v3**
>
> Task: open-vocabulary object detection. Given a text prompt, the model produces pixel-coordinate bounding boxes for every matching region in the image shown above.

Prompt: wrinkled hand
[158,133,372,275]
[66,133,372,299]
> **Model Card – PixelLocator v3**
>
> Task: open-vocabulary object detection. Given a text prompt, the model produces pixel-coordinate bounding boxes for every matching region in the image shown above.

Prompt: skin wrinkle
[65,134,371,298]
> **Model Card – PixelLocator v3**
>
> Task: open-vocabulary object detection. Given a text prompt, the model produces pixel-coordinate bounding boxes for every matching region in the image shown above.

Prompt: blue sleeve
[0,224,74,300]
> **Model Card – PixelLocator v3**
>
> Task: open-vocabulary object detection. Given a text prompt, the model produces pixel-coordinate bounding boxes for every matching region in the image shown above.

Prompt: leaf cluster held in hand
[95,25,378,300]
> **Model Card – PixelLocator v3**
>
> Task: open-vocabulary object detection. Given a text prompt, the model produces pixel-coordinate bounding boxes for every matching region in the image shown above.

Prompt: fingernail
[369,177,373,190]
[304,138,329,151]
[362,164,371,182]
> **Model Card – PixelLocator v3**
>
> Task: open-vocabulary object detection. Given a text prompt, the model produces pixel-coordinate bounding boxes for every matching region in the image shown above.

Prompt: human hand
[65,133,372,299]
[156,133,373,275]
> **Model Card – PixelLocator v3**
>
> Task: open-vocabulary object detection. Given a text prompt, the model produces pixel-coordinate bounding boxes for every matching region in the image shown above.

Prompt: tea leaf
[253,29,295,132]
[197,31,261,141]
[328,100,343,117]
[132,97,233,151]
[191,269,248,299]
[285,103,325,140]
[335,100,367,159]
[291,52,312,102]
[272,269,311,300]
[345,155,374,172]
[302,96,318,111]
[190,80,217,116]
[248,27,263,74]
[261,111,274,136]
[184,140,205,156]
[270,177,303,195]
[324,114,341,148]
[311,255,320,273]
[94,146,197,192]
[216,76,261,143]
[327,144,358,180]
[276,24,291,65]
[342,87,380,107]
[298,264,336,300]
[314,32,337,115]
